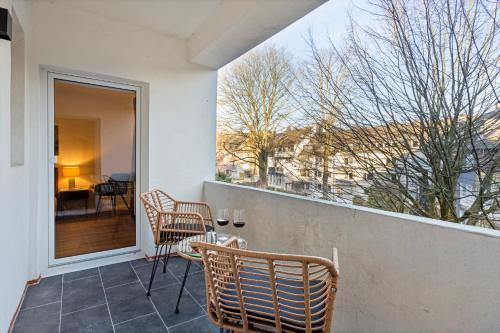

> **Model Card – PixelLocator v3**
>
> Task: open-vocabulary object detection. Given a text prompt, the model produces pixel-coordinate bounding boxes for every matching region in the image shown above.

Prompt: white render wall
[1,0,327,330]
[0,0,219,328]
[0,0,31,331]
[203,181,500,333]
[7,0,218,286]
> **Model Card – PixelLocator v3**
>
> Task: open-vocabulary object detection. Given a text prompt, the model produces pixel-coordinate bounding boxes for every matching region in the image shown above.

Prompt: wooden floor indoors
[55,210,135,259]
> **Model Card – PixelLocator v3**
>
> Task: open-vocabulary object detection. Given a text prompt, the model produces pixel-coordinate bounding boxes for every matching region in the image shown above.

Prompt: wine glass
[216,208,229,228]
[233,209,245,238]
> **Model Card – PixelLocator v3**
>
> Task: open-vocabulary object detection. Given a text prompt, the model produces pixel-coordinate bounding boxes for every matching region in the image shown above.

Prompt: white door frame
[47,71,142,266]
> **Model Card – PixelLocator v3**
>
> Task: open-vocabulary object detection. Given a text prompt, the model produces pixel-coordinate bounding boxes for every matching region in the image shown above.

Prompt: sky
[219,0,372,71]
[217,0,371,117]
[259,0,356,61]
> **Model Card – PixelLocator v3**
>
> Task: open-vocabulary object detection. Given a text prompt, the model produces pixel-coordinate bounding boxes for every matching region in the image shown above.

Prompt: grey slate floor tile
[166,256,203,277]
[114,313,168,333]
[60,304,113,333]
[133,261,178,291]
[183,271,207,306]
[150,283,205,327]
[21,275,62,310]
[64,267,99,282]
[106,281,156,324]
[99,262,138,288]
[13,302,61,333]
[169,315,219,333]
[13,258,218,333]
[130,258,151,268]
[62,275,106,314]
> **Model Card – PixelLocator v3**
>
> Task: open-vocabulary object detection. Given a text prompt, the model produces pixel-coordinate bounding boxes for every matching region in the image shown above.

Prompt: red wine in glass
[233,221,245,228]
[217,218,229,226]
[217,208,229,227]
[233,209,245,237]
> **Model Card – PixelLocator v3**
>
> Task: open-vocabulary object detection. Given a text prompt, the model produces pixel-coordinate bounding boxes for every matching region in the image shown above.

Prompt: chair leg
[96,196,102,218]
[163,245,171,273]
[174,260,191,313]
[120,194,131,211]
[147,245,163,297]
[112,195,117,215]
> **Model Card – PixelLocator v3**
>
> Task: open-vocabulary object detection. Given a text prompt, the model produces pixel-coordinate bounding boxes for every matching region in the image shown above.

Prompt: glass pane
[54,79,136,259]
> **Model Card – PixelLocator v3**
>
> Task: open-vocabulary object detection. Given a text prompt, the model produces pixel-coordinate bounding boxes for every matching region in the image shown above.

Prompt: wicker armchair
[140,189,214,296]
[192,239,339,333]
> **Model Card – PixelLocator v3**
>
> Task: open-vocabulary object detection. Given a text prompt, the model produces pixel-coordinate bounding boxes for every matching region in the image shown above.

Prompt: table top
[177,233,248,261]
[58,187,92,193]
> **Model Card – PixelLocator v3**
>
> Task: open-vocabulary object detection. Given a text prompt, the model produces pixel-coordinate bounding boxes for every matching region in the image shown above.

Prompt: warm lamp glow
[63,166,80,177]
[63,166,80,189]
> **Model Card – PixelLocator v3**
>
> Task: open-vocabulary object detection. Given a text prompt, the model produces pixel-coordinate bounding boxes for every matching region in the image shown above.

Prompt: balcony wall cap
[204,180,500,240]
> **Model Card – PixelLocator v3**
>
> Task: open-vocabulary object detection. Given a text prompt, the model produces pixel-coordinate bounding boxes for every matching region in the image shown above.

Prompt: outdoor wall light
[0,7,12,41]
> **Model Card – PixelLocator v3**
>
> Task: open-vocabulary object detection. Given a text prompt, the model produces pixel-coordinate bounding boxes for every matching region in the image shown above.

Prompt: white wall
[203,181,500,333]
[0,0,328,329]
[0,0,31,331]
[12,0,216,279]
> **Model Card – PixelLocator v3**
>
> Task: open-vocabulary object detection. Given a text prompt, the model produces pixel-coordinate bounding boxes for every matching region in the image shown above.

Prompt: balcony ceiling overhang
[44,0,327,69]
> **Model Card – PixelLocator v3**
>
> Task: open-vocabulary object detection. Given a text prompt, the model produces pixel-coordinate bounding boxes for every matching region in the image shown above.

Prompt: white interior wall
[10,0,215,293]
[55,81,136,183]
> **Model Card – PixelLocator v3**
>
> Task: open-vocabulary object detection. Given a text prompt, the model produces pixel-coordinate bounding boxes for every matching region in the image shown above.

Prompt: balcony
[11,181,499,332]
[202,182,499,333]
[2,0,499,332]
[2,1,329,332]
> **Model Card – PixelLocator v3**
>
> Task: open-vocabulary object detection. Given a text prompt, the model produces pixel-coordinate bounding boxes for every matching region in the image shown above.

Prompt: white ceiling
[42,0,327,68]
[45,0,222,40]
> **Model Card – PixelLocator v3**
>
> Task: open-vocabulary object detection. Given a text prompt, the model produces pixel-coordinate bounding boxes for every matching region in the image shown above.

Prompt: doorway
[48,73,141,264]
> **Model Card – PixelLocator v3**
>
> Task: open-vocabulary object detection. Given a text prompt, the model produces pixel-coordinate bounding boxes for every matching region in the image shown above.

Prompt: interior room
[54,80,137,258]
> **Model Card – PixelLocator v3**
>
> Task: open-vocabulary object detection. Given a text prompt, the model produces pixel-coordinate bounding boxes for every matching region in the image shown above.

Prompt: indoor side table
[57,187,91,213]
[175,232,248,313]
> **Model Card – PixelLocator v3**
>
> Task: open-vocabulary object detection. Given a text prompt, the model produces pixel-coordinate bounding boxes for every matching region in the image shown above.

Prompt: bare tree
[218,46,295,187]
[298,0,499,228]
[292,48,349,200]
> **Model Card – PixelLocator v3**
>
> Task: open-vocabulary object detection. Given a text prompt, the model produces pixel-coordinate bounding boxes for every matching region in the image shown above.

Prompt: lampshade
[63,166,80,177]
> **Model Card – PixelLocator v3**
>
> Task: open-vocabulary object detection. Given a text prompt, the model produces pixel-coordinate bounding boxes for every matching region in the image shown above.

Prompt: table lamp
[63,166,80,189]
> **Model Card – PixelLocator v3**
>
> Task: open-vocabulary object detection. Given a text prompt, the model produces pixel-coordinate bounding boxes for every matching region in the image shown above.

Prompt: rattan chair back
[192,240,339,333]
